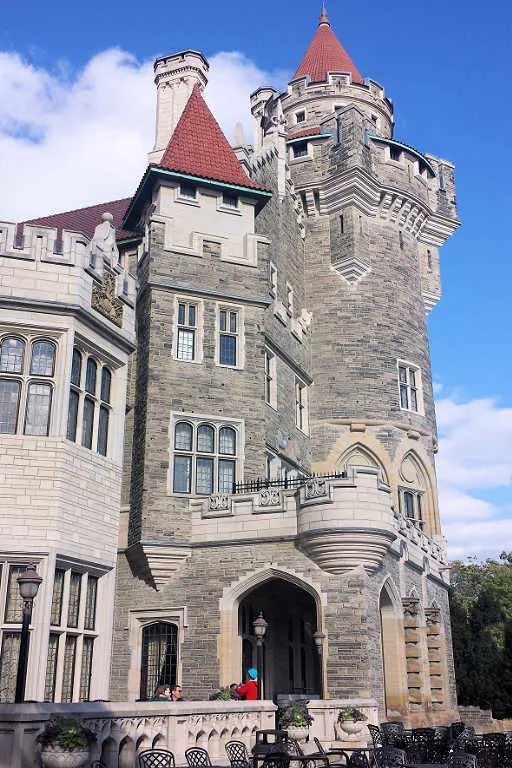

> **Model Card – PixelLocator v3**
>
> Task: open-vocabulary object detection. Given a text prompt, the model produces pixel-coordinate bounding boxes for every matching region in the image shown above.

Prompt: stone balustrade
[0,699,380,768]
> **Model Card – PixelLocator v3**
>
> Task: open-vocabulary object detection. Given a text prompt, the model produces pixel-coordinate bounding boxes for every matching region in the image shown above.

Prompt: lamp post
[252,611,268,700]
[15,563,43,703]
[313,630,326,699]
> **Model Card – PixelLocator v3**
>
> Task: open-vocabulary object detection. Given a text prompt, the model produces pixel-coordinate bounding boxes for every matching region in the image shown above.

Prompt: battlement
[0,219,137,335]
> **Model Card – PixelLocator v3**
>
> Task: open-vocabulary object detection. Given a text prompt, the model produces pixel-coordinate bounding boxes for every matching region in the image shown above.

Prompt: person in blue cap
[236,668,258,700]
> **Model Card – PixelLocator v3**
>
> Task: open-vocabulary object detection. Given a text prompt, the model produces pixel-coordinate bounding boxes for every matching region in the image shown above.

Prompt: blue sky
[0,0,510,559]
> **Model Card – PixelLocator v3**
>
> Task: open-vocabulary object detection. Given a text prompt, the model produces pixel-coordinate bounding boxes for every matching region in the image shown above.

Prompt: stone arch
[338,441,390,484]
[321,431,392,483]
[379,579,408,718]
[218,565,326,696]
[152,734,167,749]
[137,735,150,754]
[208,730,220,757]
[119,736,136,768]
[395,447,440,537]
[100,737,117,768]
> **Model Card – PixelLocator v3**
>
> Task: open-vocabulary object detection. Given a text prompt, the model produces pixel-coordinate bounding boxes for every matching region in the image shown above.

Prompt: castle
[0,9,460,724]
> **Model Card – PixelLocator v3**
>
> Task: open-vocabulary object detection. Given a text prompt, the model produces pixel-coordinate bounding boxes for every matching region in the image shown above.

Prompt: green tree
[449,551,512,718]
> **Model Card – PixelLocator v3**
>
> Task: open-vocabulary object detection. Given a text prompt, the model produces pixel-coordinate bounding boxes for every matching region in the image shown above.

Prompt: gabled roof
[158,85,265,192]
[23,198,137,243]
[292,8,363,85]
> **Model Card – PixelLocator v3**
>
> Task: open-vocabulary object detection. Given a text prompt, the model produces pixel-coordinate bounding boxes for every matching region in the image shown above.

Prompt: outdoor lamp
[252,611,268,701]
[17,563,43,601]
[252,611,268,641]
[15,563,43,703]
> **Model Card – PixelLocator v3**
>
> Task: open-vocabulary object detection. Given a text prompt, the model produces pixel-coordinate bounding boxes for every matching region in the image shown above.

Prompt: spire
[292,12,363,85]
[319,5,330,27]
[158,85,261,190]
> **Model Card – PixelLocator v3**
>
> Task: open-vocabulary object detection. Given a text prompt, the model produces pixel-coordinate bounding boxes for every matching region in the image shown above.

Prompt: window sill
[175,196,200,207]
[173,357,203,365]
[218,205,242,216]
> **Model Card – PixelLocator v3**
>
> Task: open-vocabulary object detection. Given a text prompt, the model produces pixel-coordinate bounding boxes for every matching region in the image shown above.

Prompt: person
[229,683,242,700]
[236,668,258,700]
[151,684,172,701]
[170,684,183,701]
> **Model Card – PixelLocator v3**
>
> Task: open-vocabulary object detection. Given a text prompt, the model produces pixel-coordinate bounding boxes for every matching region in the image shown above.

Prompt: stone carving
[304,478,327,499]
[91,268,123,327]
[89,212,119,271]
[209,493,230,511]
[259,488,280,506]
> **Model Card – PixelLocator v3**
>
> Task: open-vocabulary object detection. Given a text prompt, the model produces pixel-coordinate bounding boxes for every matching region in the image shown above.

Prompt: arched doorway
[238,578,321,699]
[379,584,407,716]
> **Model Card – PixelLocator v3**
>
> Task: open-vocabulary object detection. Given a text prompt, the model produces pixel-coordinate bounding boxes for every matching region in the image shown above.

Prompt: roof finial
[319,4,330,26]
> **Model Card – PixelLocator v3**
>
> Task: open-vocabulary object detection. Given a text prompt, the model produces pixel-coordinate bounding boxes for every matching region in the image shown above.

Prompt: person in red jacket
[236,668,258,700]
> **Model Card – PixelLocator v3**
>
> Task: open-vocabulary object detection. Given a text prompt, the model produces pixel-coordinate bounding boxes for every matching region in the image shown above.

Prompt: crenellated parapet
[0,218,137,334]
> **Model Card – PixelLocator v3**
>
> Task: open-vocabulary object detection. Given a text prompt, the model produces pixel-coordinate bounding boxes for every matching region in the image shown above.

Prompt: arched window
[172,418,241,495]
[0,335,56,436]
[0,338,24,373]
[140,622,178,700]
[85,359,97,395]
[30,341,55,376]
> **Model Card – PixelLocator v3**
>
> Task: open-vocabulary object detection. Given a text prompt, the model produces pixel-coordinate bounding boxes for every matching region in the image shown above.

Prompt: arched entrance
[238,578,321,699]
[379,584,407,716]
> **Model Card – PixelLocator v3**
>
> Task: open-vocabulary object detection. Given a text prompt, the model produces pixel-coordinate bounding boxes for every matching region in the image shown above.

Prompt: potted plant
[334,707,368,740]
[278,701,314,743]
[36,717,96,768]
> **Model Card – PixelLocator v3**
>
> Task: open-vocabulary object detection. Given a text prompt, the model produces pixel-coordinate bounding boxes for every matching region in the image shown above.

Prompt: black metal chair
[313,737,350,767]
[371,746,407,767]
[450,721,466,740]
[482,732,506,748]
[453,726,479,754]
[446,752,477,768]
[432,725,452,761]
[367,724,384,750]
[185,747,213,768]
[261,757,291,768]
[380,723,408,750]
[346,750,371,768]
[139,750,176,768]
[226,740,252,768]
[407,727,435,764]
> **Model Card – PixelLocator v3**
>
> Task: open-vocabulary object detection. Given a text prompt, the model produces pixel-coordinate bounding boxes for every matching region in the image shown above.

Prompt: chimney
[149,50,209,165]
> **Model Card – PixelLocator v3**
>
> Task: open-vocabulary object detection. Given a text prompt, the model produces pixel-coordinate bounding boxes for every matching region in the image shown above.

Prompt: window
[389,146,401,161]
[399,488,424,530]
[269,262,278,299]
[264,350,277,409]
[293,142,308,159]
[172,415,242,495]
[67,347,113,456]
[398,362,422,413]
[295,111,305,123]
[0,335,56,436]
[140,622,178,700]
[218,307,242,368]
[44,567,100,703]
[427,250,433,271]
[295,378,308,433]
[179,182,197,199]
[176,301,197,361]
[340,214,344,234]
[221,192,238,209]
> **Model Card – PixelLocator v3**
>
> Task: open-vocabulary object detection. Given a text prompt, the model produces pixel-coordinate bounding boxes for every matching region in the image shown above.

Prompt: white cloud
[0,48,288,222]
[435,395,512,560]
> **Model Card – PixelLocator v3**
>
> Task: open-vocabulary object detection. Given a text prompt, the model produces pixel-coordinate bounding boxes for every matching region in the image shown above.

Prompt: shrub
[36,718,96,751]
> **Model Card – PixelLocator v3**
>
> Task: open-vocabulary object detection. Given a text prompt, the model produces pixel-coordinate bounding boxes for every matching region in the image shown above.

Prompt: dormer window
[179,182,197,199]
[293,142,308,159]
[296,111,305,123]
[221,192,238,209]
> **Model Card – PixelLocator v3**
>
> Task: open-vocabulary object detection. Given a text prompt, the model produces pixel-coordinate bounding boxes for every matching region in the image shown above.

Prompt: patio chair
[346,749,371,768]
[261,756,291,768]
[450,721,466,740]
[446,753,477,768]
[432,725,452,761]
[313,737,350,767]
[371,746,407,767]
[139,749,176,768]
[185,747,213,768]
[475,746,504,768]
[452,726,479,754]
[367,724,384,750]
[226,740,252,768]
[380,723,406,748]
[407,727,435,764]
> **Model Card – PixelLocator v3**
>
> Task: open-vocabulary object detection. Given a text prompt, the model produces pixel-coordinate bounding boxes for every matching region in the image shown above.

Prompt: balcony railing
[232,472,346,495]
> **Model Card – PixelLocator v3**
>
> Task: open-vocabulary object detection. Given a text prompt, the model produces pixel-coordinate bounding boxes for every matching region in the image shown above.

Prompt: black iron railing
[232,471,346,495]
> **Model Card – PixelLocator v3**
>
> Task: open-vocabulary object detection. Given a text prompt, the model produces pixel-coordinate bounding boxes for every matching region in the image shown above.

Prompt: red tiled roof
[23,198,137,242]
[293,9,363,85]
[159,85,264,191]
[286,127,322,141]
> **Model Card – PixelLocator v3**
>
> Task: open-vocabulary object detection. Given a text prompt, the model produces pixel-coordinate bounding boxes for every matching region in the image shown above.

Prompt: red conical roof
[292,8,363,85]
[159,85,262,190]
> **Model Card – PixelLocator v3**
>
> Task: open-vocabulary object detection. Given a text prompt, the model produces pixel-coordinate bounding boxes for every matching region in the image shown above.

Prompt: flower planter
[334,719,364,741]
[40,745,90,768]
[285,725,309,743]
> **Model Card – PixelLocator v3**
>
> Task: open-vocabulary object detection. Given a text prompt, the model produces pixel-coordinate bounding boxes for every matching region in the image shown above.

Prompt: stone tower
[110,9,460,726]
